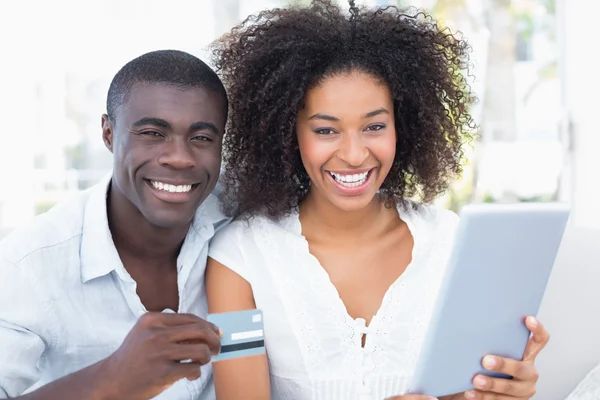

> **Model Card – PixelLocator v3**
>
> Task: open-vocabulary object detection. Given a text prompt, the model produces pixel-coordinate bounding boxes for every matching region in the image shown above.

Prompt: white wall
[0,14,36,237]
[533,0,600,398]
[535,226,600,399]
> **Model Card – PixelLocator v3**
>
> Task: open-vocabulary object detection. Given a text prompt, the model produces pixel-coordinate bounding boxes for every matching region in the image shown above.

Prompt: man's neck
[107,184,190,266]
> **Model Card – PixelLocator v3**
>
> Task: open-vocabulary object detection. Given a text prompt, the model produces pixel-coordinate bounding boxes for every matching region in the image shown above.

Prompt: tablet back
[408,202,571,397]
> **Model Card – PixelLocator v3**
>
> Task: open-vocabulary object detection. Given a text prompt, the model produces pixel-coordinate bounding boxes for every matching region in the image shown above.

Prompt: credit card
[207,309,265,362]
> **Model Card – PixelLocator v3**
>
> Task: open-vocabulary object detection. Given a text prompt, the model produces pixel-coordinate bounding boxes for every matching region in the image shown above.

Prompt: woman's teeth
[329,171,369,188]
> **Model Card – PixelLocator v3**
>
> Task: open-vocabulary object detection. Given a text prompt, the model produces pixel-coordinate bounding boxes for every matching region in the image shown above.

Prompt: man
[0,50,229,399]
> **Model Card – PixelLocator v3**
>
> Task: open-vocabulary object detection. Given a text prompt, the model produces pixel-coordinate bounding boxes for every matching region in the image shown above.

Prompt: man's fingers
[481,355,539,382]
[523,316,549,362]
[160,312,218,328]
[138,312,202,327]
[171,362,203,382]
[167,343,213,365]
[139,313,222,354]
[167,322,221,347]
[140,312,221,335]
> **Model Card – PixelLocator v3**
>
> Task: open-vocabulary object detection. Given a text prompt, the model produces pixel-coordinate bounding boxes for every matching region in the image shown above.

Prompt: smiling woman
[204,0,479,398]
[205,1,548,400]
[213,0,476,219]
[295,72,397,211]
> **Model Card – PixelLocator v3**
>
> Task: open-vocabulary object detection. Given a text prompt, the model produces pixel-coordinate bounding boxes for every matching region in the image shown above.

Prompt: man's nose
[158,138,195,169]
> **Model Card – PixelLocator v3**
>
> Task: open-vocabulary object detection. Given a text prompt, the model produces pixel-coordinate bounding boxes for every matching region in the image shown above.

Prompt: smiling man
[0,50,230,400]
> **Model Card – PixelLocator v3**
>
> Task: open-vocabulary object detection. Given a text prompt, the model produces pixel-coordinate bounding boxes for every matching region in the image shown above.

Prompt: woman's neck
[298,189,392,242]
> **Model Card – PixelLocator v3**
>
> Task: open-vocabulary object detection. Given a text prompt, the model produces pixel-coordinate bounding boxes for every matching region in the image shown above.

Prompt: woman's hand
[461,316,549,399]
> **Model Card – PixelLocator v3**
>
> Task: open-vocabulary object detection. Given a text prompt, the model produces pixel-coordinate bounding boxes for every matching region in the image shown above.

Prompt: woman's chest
[308,233,414,325]
[253,246,435,378]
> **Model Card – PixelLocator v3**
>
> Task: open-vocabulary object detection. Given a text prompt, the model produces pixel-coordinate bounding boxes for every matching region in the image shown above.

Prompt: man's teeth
[329,171,369,187]
[150,181,193,193]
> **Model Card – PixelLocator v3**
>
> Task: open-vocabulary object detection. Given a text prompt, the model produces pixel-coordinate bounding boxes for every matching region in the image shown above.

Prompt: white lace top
[208,204,459,400]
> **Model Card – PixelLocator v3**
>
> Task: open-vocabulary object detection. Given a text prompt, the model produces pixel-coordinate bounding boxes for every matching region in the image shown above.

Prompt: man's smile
[144,179,203,204]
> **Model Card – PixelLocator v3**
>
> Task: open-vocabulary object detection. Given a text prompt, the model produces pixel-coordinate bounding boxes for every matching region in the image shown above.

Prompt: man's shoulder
[0,189,93,265]
[196,191,232,234]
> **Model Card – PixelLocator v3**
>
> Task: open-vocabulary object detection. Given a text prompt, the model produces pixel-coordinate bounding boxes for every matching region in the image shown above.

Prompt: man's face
[102,82,225,229]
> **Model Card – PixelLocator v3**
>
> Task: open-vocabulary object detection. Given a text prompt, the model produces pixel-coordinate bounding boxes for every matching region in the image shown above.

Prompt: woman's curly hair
[212,0,477,219]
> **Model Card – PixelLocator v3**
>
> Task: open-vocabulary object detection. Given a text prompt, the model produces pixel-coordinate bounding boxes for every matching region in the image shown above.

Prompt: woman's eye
[314,128,335,135]
[365,124,385,131]
[193,135,213,142]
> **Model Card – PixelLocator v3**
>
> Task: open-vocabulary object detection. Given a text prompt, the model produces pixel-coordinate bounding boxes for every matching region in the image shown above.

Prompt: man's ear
[101,114,114,153]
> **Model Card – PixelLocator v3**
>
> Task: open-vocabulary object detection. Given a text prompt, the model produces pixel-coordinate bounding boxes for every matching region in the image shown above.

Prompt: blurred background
[0,0,593,238]
[0,1,598,397]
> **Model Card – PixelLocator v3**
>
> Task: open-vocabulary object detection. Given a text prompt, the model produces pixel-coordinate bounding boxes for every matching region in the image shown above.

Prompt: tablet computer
[408,202,571,397]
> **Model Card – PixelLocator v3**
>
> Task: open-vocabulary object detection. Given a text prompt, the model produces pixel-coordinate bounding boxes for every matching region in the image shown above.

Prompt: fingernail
[483,355,497,369]
[218,328,224,338]
[465,391,477,399]
[474,375,487,388]
[527,316,538,327]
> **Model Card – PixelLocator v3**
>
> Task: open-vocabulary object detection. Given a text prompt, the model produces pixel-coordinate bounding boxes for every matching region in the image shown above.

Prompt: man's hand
[99,312,222,400]
[459,316,549,400]
[386,396,438,399]
[15,312,222,400]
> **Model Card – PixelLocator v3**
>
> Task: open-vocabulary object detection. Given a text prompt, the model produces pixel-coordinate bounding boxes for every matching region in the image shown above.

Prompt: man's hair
[106,49,227,121]
[213,0,477,219]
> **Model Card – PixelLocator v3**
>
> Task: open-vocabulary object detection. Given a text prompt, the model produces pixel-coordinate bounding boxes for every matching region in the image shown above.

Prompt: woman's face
[296,70,397,212]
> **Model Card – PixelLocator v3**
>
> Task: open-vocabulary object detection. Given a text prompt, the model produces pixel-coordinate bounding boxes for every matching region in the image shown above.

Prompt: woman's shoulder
[212,211,297,244]
[208,212,299,281]
[401,200,459,229]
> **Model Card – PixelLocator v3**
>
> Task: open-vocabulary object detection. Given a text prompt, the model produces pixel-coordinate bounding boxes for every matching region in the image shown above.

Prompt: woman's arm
[205,257,271,400]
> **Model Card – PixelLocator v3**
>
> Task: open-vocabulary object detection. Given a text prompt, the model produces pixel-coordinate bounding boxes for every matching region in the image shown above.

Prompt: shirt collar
[80,173,231,283]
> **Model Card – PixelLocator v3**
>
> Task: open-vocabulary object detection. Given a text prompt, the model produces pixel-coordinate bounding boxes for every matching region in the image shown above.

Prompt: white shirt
[208,204,458,400]
[0,175,229,399]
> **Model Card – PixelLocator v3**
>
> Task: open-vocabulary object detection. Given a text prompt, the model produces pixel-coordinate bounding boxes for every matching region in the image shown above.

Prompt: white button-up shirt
[0,175,230,399]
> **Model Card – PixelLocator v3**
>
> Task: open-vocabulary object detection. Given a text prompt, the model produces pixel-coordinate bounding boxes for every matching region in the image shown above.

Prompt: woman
[206,1,548,399]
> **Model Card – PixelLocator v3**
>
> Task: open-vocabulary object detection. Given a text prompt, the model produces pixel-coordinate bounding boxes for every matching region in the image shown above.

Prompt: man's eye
[140,131,163,137]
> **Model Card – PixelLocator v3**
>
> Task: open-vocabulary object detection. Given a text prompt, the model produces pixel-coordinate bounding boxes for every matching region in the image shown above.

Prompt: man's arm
[2,311,222,400]
[0,322,45,398]
[0,253,221,400]
[0,254,49,398]
[0,255,111,400]
[11,361,117,400]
